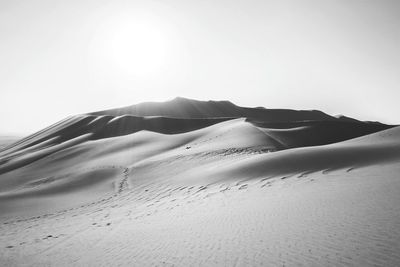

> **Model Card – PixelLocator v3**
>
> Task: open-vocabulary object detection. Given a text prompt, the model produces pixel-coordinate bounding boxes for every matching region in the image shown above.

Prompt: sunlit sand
[1,98,399,266]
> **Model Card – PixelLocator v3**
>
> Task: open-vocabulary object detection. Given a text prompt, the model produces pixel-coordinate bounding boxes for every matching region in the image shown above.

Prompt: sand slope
[0,98,399,266]
[0,136,20,150]
[0,98,392,175]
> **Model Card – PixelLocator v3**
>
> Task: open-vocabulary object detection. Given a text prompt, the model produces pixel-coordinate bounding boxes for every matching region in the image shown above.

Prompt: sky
[0,0,399,135]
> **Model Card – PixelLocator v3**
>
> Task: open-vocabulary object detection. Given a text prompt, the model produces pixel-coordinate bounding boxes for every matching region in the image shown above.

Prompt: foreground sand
[1,163,400,266]
[0,118,400,266]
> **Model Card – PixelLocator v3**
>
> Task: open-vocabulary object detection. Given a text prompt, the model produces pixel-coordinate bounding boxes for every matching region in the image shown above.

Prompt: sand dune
[1,98,399,266]
[0,98,391,175]
[251,119,392,148]
[91,97,349,122]
[0,136,21,150]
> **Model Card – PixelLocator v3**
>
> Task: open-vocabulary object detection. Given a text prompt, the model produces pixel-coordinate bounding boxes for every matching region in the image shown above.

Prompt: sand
[0,136,20,150]
[0,98,399,266]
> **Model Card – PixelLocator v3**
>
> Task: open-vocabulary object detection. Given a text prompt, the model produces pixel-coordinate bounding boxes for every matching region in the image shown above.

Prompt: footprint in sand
[298,173,308,178]
[194,186,207,194]
[261,182,272,188]
[238,184,248,190]
[220,186,230,192]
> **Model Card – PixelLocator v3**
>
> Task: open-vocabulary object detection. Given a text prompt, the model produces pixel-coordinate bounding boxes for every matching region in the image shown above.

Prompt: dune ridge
[0,98,393,175]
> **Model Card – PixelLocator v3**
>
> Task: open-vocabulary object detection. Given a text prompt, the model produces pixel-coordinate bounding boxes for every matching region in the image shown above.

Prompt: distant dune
[1,98,399,266]
[0,136,20,150]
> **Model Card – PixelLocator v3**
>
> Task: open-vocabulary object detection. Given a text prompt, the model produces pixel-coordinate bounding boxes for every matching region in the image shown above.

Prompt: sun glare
[94,12,174,78]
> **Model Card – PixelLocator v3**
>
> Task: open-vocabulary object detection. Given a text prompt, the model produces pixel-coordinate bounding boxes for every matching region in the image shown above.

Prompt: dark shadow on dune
[248,119,393,148]
[92,116,234,139]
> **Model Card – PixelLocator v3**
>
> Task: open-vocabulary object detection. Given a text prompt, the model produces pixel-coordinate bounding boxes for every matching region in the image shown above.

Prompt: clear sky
[1,0,399,135]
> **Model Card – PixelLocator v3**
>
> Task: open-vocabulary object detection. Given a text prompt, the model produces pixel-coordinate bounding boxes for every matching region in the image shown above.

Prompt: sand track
[1,165,400,266]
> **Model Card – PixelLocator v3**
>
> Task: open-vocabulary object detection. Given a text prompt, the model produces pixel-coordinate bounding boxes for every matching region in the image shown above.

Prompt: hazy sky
[1,0,399,135]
